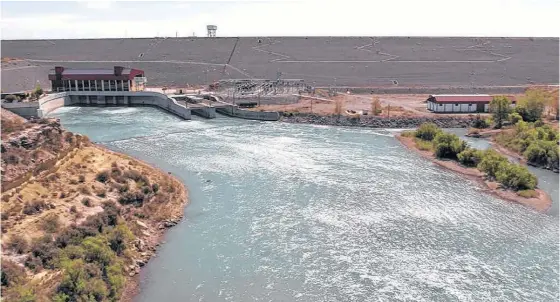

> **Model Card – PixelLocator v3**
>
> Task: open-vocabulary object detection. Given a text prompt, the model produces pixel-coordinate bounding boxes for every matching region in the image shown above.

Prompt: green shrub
[489,96,512,128]
[477,149,509,178]
[415,123,442,141]
[29,235,58,269]
[472,115,489,129]
[56,259,108,302]
[515,88,547,122]
[81,237,115,267]
[151,183,160,193]
[96,170,110,183]
[495,162,537,190]
[433,132,466,159]
[107,224,134,256]
[524,140,559,169]
[106,262,126,298]
[509,112,523,124]
[457,148,484,167]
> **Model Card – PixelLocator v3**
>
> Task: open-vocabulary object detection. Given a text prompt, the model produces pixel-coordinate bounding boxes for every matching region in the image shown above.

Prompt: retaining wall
[321,86,529,95]
[1,101,40,118]
[191,104,216,119]
[216,105,280,121]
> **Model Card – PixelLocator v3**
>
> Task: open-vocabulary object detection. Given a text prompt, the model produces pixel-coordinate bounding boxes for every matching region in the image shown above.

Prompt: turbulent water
[51,107,559,302]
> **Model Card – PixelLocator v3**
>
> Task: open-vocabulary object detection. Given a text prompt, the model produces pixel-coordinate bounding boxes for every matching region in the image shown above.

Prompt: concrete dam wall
[36,91,192,120]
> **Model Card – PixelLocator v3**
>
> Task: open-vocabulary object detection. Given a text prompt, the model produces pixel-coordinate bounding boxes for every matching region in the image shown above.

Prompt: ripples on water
[51,107,559,302]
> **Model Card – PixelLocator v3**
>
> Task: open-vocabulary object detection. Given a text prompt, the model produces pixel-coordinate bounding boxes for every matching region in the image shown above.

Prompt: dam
[1,90,281,121]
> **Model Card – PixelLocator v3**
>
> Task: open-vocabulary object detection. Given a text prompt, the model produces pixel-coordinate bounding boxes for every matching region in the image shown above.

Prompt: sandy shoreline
[396,134,552,212]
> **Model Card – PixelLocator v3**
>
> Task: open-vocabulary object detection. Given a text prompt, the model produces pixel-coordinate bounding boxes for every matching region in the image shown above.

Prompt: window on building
[439,104,443,106]
[455,104,459,106]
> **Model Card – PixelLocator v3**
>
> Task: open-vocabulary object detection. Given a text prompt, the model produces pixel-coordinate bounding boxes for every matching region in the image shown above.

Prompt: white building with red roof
[426,94,516,113]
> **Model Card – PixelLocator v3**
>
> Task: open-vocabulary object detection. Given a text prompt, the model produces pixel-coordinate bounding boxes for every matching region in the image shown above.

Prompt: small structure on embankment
[426,94,517,113]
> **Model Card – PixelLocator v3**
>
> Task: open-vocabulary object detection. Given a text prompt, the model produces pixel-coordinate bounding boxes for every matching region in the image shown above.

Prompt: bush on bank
[495,121,559,171]
[433,132,467,159]
[410,123,538,191]
[415,123,441,141]
[457,148,484,167]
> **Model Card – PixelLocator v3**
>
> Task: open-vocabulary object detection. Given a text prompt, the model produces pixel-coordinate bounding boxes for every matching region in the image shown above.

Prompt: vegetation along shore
[397,122,552,212]
[1,109,188,301]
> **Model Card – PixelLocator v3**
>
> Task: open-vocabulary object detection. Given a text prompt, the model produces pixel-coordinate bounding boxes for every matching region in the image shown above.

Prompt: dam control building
[48,66,147,92]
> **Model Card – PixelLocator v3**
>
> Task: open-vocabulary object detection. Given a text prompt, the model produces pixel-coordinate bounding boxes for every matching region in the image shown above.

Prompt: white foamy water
[51,107,559,302]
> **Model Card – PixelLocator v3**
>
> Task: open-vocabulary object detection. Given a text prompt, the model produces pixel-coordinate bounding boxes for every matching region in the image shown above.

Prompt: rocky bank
[280,113,475,128]
[1,110,189,302]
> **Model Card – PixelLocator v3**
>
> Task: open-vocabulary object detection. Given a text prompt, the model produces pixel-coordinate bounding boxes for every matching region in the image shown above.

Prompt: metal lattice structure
[217,79,307,98]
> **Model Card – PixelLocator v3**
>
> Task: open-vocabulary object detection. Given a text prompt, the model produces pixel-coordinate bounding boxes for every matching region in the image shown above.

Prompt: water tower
[207,25,217,37]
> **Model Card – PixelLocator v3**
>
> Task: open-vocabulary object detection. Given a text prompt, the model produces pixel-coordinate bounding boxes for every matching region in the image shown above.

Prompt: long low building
[426,94,516,113]
[48,66,147,92]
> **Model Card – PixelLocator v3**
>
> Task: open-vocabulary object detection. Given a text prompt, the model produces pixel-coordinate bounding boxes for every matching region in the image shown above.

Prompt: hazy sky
[1,0,559,39]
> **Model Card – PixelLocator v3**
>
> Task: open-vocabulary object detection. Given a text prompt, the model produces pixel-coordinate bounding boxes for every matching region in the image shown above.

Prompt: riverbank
[0,110,189,301]
[396,134,552,212]
[280,113,475,128]
[467,126,559,173]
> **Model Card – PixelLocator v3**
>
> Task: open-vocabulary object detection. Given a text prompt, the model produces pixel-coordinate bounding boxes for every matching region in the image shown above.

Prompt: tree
[509,112,523,124]
[371,97,382,116]
[489,96,512,128]
[457,148,484,167]
[524,140,559,169]
[334,99,343,117]
[495,162,537,190]
[107,224,134,256]
[32,84,43,100]
[415,123,442,141]
[515,88,548,122]
[433,132,466,159]
[478,149,508,178]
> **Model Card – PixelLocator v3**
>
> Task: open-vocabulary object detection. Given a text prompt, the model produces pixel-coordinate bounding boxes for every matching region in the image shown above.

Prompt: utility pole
[387,104,390,117]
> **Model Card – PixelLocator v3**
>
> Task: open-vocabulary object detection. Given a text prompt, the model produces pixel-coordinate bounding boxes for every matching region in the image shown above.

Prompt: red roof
[48,66,144,81]
[428,94,516,104]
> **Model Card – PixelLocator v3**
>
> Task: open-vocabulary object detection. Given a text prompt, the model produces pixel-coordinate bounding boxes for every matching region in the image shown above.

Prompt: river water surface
[51,107,559,302]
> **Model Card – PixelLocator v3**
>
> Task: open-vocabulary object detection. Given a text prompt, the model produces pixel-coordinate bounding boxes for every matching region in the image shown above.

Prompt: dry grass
[414,138,434,151]
[517,189,539,198]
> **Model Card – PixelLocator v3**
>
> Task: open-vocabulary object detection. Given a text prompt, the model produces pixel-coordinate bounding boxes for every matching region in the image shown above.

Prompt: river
[51,107,559,302]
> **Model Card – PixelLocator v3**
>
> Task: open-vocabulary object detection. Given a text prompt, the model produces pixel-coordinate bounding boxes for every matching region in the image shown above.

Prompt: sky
[1,0,559,39]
